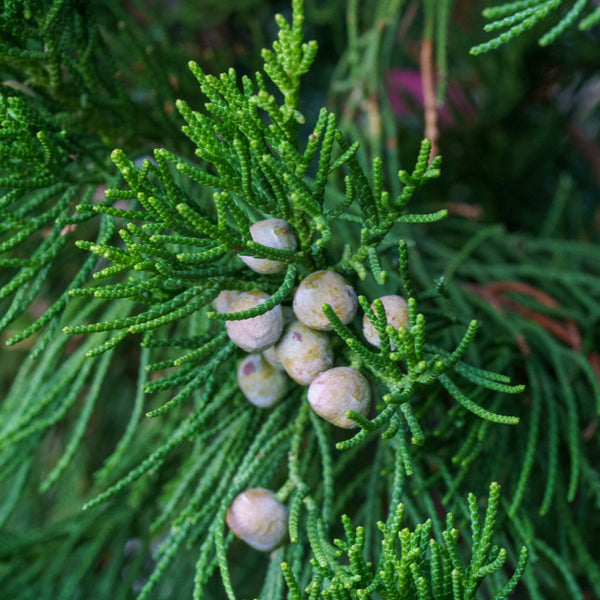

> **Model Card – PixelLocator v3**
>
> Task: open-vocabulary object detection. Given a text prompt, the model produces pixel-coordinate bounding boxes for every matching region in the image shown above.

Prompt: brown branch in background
[420,37,438,162]
[503,299,582,352]
[365,93,381,143]
[466,280,600,418]
[465,282,504,313]
[466,281,583,354]
[485,281,582,351]
[447,202,483,221]
[588,351,600,383]
[582,419,597,441]
[515,334,531,357]
[398,1,418,42]
[485,281,562,309]
[583,351,600,441]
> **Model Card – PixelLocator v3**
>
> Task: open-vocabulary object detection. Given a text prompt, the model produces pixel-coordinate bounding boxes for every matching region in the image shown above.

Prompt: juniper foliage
[1,1,599,599]
[471,0,600,54]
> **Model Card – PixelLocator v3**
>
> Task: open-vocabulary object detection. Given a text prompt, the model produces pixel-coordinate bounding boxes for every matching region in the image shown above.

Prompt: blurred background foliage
[0,0,599,599]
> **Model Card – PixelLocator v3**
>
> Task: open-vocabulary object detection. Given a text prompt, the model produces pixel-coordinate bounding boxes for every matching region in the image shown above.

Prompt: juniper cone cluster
[226,256,372,433]
[227,257,425,544]
[2,0,600,599]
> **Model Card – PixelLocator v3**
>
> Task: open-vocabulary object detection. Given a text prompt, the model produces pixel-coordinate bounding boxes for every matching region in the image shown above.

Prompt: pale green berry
[239,219,297,274]
[293,270,357,331]
[362,295,409,348]
[237,354,288,408]
[225,291,283,352]
[307,367,371,429]
[213,289,240,313]
[277,321,333,385]
[226,488,289,552]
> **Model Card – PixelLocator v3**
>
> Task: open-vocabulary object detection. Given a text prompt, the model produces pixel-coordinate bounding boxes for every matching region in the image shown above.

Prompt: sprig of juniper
[0,503,150,600]
[404,214,600,598]
[323,243,523,452]
[336,140,446,281]
[0,298,132,492]
[5,2,598,599]
[471,0,600,54]
[60,0,448,422]
[0,0,209,348]
[282,482,528,600]
[0,90,115,350]
[0,1,187,144]
[414,218,600,507]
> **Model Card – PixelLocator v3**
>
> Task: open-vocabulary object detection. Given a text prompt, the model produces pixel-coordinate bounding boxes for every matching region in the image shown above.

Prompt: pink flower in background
[386,69,477,128]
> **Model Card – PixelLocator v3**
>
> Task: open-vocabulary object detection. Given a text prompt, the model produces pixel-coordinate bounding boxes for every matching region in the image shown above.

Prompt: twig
[420,37,439,162]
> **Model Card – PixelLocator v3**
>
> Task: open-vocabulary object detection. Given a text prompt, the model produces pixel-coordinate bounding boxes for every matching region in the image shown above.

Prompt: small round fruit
[239,219,297,274]
[262,344,283,370]
[213,290,240,314]
[262,306,295,370]
[225,291,283,352]
[277,321,333,385]
[226,488,288,552]
[293,270,357,331]
[362,295,409,348]
[237,354,288,407]
[307,367,371,429]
